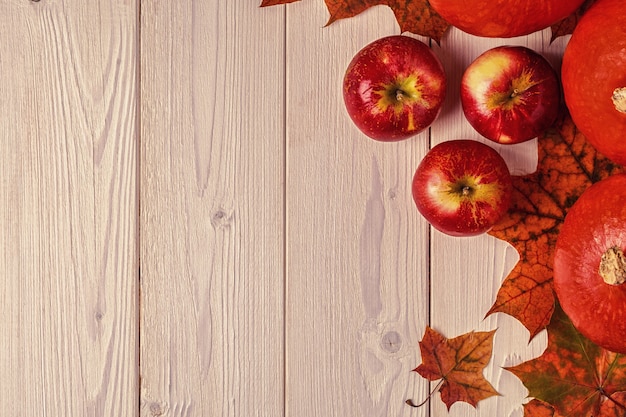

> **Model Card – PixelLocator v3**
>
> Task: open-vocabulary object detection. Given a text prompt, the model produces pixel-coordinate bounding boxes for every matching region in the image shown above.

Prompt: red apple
[343,35,447,142]
[461,45,560,145]
[412,140,513,237]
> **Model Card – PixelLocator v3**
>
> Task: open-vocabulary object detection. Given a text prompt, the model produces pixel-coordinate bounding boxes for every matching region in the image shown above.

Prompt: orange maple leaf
[507,306,626,417]
[522,399,561,417]
[409,327,499,409]
[260,0,450,43]
[260,0,300,6]
[487,109,623,340]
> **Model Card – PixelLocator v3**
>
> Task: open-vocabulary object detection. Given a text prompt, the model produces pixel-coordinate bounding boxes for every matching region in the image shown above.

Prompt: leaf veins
[507,306,626,417]
[411,327,499,409]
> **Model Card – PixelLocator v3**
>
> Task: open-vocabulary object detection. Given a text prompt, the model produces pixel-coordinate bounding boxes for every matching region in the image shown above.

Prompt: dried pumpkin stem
[612,87,626,114]
[599,246,626,285]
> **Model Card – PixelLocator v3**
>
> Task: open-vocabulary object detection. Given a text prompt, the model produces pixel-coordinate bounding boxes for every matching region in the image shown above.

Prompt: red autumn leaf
[522,398,561,417]
[486,108,623,339]
[550,0,597,42]
[410,327,499,409]
[507,306,626,417]
[260,0,300,6]
[386,0,449,44]
[323,0,380,25]
[260,0,450,43]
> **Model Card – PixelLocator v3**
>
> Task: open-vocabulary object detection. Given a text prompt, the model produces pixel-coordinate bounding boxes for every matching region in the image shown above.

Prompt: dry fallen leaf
[260,0,300,6]
[550,0,597,42]
[260,0,450,43]
[410,326,499,409]
[507,306,626,417]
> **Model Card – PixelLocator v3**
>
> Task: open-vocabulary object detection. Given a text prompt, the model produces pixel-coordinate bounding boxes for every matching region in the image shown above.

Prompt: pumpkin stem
[612,87,626,114]
[599,246,626,285]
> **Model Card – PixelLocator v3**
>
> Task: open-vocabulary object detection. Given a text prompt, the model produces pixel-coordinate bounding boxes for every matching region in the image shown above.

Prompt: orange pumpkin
[428,0,585,38]
[554,174,626,354]
[562,0,626,166]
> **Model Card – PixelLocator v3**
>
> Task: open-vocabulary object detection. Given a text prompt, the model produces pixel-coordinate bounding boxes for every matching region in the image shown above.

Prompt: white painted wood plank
[139,1,285,416]
[286,4,431,417]
[429,28,569,417]
[0,0,138,415]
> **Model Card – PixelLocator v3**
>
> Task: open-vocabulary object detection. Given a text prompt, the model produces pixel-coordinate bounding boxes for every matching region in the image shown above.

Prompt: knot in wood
[211,208,233,230]
[380,331,402,353]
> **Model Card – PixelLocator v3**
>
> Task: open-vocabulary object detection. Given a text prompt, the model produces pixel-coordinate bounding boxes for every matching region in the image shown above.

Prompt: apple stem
[510,88,520,98]
[462,186,472,196]
[612,87,626,114]
[396,89,406,102]
[599,246,626,285]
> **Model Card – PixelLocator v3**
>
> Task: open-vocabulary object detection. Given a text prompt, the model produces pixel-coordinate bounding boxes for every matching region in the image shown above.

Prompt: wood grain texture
[0,1,573,416]
[285,4,431,417]
[139,1,285,416]
[0,0,138,416]
[284,6,568,416]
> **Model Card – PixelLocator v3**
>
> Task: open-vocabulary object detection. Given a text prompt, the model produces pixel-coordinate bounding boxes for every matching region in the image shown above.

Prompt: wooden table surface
[0,1,570,416]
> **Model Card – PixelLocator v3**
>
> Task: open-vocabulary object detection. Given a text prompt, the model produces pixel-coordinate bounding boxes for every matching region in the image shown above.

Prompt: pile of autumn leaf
[413,112,625,416]
[262,0,626,415]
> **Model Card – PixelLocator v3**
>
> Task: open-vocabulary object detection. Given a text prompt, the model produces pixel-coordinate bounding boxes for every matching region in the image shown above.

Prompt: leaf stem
[406,379,444,408]
[604,388,626,412]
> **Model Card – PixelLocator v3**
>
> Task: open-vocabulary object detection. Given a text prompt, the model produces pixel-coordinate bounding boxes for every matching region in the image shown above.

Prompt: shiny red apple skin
[461,46,560,145]
[343,35,447,142]
[412,140,513,237]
